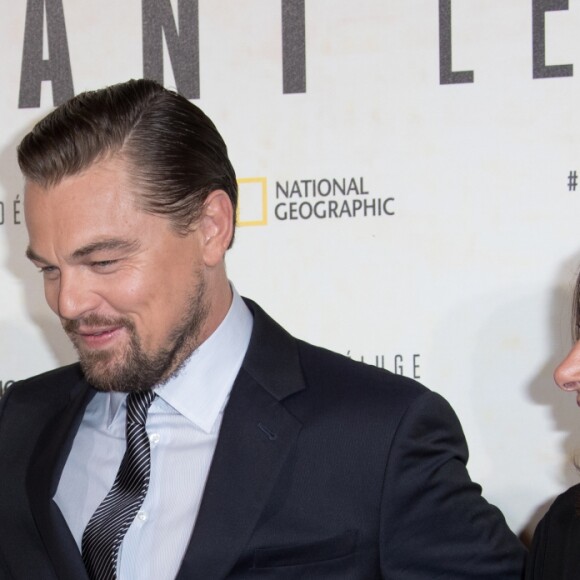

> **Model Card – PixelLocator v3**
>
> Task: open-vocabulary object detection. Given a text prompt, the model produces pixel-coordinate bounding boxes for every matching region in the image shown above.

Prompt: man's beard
[62,276,209,393]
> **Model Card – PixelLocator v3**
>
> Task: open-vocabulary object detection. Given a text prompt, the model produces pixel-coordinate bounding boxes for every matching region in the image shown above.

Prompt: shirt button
[149,433,160,447]
[137,510,148,522]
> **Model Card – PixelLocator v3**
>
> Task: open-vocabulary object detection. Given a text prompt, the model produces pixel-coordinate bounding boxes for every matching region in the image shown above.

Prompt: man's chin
[78,351,167,393]
[77,352,132,392]
[80,364,121,392]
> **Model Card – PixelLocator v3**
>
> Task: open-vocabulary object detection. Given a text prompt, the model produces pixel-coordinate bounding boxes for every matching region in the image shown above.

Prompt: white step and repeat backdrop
[1,0,580,540]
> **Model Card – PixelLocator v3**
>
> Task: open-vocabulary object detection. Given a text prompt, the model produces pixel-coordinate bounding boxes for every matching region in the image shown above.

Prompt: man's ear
[198,189,234,267]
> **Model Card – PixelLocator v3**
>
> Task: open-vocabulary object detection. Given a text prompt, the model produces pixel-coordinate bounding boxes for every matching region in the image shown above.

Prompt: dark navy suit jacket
[0,300,525,578]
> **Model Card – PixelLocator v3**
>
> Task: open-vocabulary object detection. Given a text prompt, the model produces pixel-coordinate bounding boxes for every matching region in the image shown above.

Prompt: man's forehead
[24,161,157,244]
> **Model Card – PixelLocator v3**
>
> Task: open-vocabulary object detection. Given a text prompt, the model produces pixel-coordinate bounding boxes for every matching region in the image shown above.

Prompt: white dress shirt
[54,288,253,580]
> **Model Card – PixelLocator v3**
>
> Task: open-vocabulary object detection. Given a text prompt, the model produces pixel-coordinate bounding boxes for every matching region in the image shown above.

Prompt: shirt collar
[105,286,253,433]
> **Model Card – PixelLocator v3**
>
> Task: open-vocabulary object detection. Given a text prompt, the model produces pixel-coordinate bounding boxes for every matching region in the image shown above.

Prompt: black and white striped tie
[82,390,156,580]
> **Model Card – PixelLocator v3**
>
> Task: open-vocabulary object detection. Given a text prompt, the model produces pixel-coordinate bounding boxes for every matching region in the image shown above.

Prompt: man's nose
[56,271,99,320]
[554,341,580,392]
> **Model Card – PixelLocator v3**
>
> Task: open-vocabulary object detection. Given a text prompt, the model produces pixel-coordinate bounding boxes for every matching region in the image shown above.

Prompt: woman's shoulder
[544,483,580,525]
[527,483,580,579]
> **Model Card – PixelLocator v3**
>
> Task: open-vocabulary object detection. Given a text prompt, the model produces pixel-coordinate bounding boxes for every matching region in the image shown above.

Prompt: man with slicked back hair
[0,79,525,580]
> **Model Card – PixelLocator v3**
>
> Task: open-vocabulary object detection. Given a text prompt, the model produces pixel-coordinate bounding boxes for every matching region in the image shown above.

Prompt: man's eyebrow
[25,239,140,264]
[25,246,46,263]
[71,239,140,260]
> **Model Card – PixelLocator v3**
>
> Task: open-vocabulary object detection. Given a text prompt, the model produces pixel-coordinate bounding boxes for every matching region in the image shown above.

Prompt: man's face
[24,157,209,392]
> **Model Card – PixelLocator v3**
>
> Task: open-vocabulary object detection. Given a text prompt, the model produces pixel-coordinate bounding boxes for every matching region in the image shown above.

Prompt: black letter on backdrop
[439,0,473,84]
[19,0,74,108]
[142,0,199,99]
[282,0,306,93]
[532,0,573,78]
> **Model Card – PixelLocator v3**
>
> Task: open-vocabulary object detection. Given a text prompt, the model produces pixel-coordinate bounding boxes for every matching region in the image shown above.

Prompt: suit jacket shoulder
[243,297,427,404]
[2,363,85,406]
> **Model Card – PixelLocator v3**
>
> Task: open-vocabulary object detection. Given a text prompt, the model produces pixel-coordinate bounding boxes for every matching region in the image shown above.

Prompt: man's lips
[72,326,125,347]
[77,326,121,336]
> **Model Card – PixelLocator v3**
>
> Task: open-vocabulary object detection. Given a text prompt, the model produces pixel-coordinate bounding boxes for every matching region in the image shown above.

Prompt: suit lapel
[176,369,302,580]
[26,377,94,580]
[176,300,306,580]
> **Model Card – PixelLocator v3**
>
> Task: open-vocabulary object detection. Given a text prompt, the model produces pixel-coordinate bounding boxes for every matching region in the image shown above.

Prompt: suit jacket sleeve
[379,390,525,579]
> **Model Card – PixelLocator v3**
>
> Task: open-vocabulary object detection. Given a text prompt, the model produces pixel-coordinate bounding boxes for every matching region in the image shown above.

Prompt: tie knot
[126,390,156,427]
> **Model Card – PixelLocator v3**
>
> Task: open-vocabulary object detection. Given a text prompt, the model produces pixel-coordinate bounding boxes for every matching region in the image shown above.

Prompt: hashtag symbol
[568,171,578,191]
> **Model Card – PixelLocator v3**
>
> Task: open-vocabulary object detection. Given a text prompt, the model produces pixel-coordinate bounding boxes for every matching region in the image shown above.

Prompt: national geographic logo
[237,178,269,226]
[237,177,395,226]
